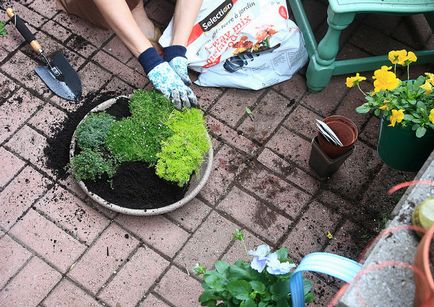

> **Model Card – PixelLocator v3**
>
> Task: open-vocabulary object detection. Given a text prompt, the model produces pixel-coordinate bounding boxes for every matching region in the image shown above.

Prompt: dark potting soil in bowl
[83,161,188,210]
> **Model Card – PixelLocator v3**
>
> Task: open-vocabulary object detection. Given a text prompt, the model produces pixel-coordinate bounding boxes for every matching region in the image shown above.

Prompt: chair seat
[329,0,434,14]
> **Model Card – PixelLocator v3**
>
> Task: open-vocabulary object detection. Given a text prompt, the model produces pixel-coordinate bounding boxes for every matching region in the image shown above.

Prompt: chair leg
[424,12,434,33]
[306,6,355,92]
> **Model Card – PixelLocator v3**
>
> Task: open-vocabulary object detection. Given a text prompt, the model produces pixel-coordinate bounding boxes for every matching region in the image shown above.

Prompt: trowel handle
[6,8,43,54]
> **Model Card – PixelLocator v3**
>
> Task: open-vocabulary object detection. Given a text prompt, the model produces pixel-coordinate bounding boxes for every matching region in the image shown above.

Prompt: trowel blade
[35,52,82,101]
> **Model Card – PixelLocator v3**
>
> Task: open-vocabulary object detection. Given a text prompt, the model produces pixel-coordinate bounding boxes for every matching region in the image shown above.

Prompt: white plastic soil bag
[159,0,308,90]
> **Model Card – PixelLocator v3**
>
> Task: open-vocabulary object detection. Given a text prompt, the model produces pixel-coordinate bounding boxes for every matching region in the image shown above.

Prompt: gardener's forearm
[171,0,203,46]
[92,0,152,57]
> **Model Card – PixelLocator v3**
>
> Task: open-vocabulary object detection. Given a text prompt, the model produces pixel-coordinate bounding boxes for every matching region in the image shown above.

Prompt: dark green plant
[0,21,7,37]
[195,230,315,307]
[156,108,210,186]
[75,112,115,150]
[106,90,174,164]
[69,148,117,182]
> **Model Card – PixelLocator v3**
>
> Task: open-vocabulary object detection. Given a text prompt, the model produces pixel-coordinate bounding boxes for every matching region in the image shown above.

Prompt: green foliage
[75,112,115,150]
[106,90,174,164]
[196,230,315,307]
[129,89,174,118]
[69,148,117,182]
[156,108,210,186]
[0,21,7,37]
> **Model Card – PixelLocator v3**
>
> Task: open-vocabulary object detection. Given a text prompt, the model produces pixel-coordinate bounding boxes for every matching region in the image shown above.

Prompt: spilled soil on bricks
[44,92,187,210]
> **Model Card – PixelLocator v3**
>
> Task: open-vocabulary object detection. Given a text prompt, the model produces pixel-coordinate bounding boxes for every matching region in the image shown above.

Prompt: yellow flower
[425,73,434,85]
[429,109,434,125]
[388,50,407,65]
[406,51,417,63]
[388,109,405,127]
[345,73,366,88]
[420,80,433,95]
[373,66,400,93]
[379,104,388,110]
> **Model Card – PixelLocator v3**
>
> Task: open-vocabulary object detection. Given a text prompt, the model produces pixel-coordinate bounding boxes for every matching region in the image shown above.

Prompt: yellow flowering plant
[346,50,434,138]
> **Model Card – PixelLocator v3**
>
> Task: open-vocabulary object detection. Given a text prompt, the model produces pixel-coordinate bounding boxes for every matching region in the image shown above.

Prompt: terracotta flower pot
[318,115,358,159]
[414,224,434,307]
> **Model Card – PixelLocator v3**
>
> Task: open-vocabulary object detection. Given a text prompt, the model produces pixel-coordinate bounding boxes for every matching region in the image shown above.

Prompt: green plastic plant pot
[69,96,213,216]
[377,118,434,172]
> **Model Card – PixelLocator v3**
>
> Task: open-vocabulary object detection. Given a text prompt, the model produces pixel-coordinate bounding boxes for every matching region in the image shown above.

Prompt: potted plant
[346,49,434,172]
[194,229,315,306]
[69,89,213,216]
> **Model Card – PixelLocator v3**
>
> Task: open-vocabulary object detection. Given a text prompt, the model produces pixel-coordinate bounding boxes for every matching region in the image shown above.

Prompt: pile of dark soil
[84,162,187,210]
[44,93,187,210]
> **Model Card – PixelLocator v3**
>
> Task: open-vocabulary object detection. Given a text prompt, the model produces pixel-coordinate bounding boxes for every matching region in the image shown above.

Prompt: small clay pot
[318,115,358,159]
[413,224,434,306]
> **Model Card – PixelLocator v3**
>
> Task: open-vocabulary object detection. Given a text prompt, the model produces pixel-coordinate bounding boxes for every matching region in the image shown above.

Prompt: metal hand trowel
[6,7,82,101]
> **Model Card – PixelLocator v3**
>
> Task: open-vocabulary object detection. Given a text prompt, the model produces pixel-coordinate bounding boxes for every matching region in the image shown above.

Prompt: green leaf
[233,229,245,241]
[229,263,254,280]
[199,291,218,305]
[270,280,289,300]
[275,248,289,261]
[240,298,257,307]
[204,272,226,291]
[215,261,230,274]
[245,107,254,120]
[304,292,316,304]
[416,126,427,138]
[0,21,7,37]
[194,263,207,275]
[250,281,266,294]
[355,104,371,113]
[227,280,252,300]
[303,279,313,295]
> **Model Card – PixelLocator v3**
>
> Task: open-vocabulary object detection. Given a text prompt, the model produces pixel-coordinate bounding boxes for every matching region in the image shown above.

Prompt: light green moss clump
[156,108,210,186]
[105,90,174,164]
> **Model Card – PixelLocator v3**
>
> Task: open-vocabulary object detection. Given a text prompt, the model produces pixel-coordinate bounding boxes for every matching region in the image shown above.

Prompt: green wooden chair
[287,0,434,92]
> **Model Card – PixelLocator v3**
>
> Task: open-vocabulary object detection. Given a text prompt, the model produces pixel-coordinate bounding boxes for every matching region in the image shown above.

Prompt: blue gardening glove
[139,48,197,109]
[164,45,192,85]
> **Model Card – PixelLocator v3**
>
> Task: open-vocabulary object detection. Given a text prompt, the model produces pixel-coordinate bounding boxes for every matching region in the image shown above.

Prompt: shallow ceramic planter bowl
[69,96,213,216]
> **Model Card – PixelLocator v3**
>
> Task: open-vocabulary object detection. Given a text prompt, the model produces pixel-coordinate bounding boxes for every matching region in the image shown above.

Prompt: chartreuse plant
[105,89,174,164]
[69,148,117,182]
[156,108,210,186]
[347,49,434,138]
[194,230,315,307]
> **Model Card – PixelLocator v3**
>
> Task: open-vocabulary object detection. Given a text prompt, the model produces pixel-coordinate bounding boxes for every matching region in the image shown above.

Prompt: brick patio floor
[1,1,433,306]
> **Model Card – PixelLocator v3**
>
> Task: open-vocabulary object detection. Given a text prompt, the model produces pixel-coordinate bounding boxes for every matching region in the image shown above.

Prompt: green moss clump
[69,149,117,182]
[75,112,115,150]
[129,89,174,118]
[106,90,174,164]
[156,108,210,186]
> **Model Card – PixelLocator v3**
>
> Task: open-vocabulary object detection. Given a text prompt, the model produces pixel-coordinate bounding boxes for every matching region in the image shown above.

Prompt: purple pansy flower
[248,244,271,273]
[265,252,296,275]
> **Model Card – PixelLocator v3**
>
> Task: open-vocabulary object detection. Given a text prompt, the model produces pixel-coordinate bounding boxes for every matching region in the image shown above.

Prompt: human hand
[164,45,192,85]
[139,47,197,109]
[148,62,197,109]
[168,56,191,85]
